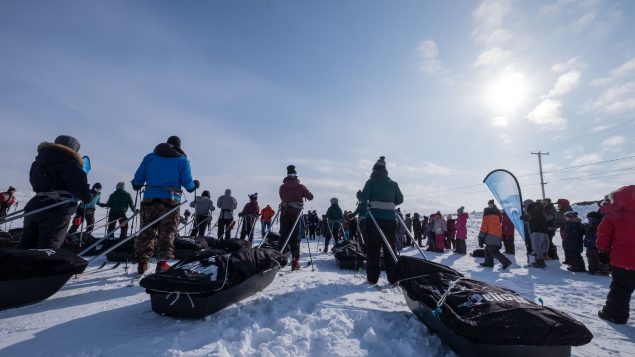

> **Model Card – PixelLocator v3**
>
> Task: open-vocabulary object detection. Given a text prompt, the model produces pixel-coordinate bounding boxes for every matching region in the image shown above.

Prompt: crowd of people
[2,135,633,325]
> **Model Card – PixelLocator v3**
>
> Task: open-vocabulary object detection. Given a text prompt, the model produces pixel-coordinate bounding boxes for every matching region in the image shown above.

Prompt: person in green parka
[323,197,343,253]
[100,182,136,239]
[358,156,403,285]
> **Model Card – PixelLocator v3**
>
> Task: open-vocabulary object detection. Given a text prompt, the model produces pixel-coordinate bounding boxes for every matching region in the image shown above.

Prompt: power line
[545,169,635,183]
[517,154,635,178]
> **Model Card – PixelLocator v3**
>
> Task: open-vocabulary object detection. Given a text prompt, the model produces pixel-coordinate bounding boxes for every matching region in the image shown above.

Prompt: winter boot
[598,309,627,324]
[137,260,148,275]
[155,260,171,274]
[292,257,301,271]
[501,261,512,270]
[480,262,494,268]
[531,259,547,268]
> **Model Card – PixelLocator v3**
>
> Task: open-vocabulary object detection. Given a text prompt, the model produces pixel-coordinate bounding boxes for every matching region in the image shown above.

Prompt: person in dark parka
[18,135,92,249]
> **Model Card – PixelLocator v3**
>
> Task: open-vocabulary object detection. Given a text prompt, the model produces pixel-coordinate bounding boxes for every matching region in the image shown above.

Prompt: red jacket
[240,199,260,217]
[501,212,515,237]
[0,193,16,208]
[597,185,635,270]
[455,213,468,240]
[279,176,313,217]
[260,205,276,223]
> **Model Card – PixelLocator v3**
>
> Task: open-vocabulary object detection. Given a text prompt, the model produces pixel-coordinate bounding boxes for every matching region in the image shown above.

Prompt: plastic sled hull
[336,257,366,270]
[0,274,73,310]
[401,289,572,357]
[174,249,198,260]
[147,268,279,319]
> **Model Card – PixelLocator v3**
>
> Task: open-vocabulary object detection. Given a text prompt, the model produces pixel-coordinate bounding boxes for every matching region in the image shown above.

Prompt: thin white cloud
[500,134,512,144]
[572,153,602,166]
[416,40,443,75]
[602,135,625,148]
[592,124,615,132]
[587,82,635,115]
[540,0,621,39]
[547,70,581,98]
[551,57,584,73]
[472,0,513,46]
[592,57,635,86]
[527,99,567,130]
[474,46,512,67]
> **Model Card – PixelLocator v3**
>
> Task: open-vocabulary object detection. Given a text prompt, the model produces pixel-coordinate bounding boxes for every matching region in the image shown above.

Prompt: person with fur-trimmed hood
[478,206,511,269]
[279,165,314,270]
[131,136,198,274]
[323,197,343,253]
[358,156,404,285]
[18,135,92,249]
[0,186,17,217]
[239,193,259,243]
[597,185,635,324]
[563,211,586,272]
[454,207,468,254]
[189,190,215,237]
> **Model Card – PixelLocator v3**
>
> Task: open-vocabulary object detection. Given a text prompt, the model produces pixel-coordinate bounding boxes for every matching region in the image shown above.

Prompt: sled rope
[166,291,195,309]
[433,277,463,319]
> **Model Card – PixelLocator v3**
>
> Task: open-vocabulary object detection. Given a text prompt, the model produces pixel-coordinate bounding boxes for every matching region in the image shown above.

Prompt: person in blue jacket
[131,136,199,274]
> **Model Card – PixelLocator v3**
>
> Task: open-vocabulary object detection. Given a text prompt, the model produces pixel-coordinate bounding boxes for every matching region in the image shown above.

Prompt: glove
[238,212,244,218]
[184,209,191,217]
[135,209,140,214]
[597,251,610,265]
[478,232,485,248]
[131,181,142,191]
[193,180,200,189]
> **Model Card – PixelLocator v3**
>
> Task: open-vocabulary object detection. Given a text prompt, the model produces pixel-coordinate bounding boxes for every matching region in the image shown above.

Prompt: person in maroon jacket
[501,211,515,255]
[239,193,260,243]
[279,165,314,270]
[597,185,635,324]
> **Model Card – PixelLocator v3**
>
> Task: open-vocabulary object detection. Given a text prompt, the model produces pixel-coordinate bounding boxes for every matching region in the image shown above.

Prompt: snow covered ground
[1,216,634,357]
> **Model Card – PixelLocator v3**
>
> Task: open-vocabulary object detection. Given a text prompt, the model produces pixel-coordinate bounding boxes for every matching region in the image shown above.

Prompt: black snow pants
[280,215,301,259]
[19,209,72,249]
[602,267,635,323]
[366,218,397,284]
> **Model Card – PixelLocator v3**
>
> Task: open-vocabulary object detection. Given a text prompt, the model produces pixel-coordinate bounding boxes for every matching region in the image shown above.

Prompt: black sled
[0,249,88,310]
[332,240,366,270]
[397,256,593,357]
[173,236,210,259]
[140,244,285,318]
[106,238,136,262]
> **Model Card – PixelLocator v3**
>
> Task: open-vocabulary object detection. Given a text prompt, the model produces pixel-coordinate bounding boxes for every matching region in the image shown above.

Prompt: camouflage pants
[135,198,180,261]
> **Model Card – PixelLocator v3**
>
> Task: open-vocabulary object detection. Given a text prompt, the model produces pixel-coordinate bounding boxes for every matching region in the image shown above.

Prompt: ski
[82,261,122,275]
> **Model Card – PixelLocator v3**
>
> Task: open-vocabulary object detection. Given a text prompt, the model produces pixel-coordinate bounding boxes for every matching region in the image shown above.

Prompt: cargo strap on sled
[433,277,463,319]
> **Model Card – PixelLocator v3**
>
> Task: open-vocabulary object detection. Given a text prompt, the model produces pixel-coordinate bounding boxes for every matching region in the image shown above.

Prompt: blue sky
[1,0,634,215]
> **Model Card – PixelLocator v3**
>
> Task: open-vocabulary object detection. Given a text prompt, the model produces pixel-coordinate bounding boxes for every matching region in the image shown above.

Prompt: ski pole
[7,203,19,230]
[103,208,110,236]
[303,215,314,269]
[0,198,74,225]
[366,206,398,265]
[78,203,86,247]
[324,218,337,252]
[279,208,304,253]
[1,205,26,221]
[221,219,235,239]
[257,209,280,248]
[78,210,141,257]
[190,214,212,236]
[395,211,428,260]
[234,216,243,239]
[86,200,188,264]
[246,215,259,243]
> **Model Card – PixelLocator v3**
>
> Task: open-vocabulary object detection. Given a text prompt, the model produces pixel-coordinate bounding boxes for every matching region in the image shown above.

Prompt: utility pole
[531,151,549,199]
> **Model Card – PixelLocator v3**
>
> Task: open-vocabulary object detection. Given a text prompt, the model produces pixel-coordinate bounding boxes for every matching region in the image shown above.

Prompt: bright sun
[485,71,530,126]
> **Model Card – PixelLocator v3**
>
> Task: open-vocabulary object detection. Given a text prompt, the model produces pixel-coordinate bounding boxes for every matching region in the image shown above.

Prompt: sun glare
[485,71,530,125]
